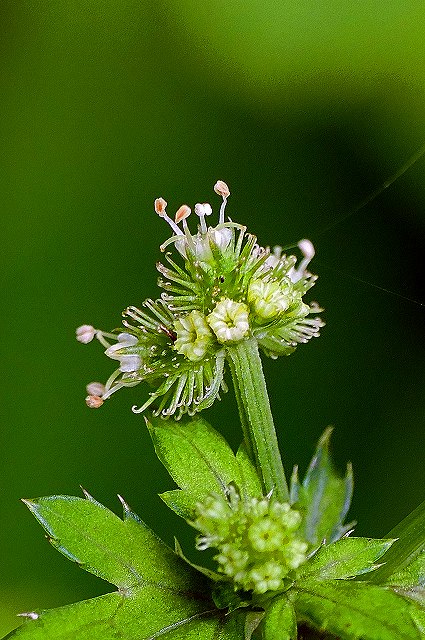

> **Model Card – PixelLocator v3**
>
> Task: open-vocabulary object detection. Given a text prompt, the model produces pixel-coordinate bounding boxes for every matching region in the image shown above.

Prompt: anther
[154,197,168,216]
[214,180,230,199]
[76,325,96,344]
[86,394,104,408]
[175,204,191,224]
[86,381,105,397]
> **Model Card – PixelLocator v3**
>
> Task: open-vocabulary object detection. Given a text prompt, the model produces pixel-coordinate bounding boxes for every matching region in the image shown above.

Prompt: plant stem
[226,337,289,502]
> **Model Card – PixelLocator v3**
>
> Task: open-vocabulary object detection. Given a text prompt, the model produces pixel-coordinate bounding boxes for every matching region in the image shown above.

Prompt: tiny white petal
[117,332,138,345]
[86,381,105,396]
[119,355,142,372]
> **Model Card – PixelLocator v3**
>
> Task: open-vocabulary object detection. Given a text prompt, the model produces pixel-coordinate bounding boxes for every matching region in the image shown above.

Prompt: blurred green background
[1,0,425,634]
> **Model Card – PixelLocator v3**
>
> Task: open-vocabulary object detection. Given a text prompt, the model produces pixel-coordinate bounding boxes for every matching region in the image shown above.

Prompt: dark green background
[1,1,424,634]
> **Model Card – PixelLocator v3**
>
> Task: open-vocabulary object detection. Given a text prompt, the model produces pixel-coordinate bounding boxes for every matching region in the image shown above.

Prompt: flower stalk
[227,337,289,502]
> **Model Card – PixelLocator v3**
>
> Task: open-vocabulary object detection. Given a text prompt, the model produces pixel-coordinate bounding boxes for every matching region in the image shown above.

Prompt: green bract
[77,181,323,418]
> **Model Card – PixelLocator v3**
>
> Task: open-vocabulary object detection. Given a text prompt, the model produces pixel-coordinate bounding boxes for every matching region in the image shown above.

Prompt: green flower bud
[248,279,290,321]
[174,310,213,361]
[207,299,250,344]
[193,486,307,595]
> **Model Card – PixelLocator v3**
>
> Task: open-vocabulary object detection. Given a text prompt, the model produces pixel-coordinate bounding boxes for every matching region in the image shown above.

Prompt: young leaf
[261,595,297,640]
[5,493,244,639]
[296,537,395,581]
[366,499,425,585]
[146,414,257,518]
[296,428,354,547]
[293,580,422,640]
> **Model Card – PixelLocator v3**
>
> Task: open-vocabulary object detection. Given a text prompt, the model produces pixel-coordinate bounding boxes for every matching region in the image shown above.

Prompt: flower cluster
[193,485,307,594]
[77,181,323,418]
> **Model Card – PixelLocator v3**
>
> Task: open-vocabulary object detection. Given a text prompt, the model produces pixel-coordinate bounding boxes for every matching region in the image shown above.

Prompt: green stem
[227,337,289,502]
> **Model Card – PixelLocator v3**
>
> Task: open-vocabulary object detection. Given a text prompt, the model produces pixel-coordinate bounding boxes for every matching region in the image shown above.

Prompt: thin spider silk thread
[282,141,425,308]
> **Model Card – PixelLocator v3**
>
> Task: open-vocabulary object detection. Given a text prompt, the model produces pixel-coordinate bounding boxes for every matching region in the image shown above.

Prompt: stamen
[154,197,184,236]
[175,205,193,252]
[95,331,112,349]
[214,180,230,224]
[17,613,39,620]
[289,239,315,283]
[194,203,210,234]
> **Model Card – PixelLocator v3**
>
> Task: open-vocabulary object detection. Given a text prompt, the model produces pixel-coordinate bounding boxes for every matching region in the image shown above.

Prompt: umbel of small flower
[77,181,324,418]
[193,485,307,594]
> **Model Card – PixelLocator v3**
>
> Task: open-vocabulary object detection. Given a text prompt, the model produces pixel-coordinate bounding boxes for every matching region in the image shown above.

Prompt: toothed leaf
[5,495,253,639]
[7,591,248,639]
[297,537,396,581]
[235,443,263,499]
[296,428,353,547]
[147,414,258,519]
[160,488,197,519]
[293,580,422,640]
[23,495,203,590]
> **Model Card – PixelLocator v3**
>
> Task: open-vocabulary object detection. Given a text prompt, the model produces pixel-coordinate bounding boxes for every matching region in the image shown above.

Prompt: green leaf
[411,608,425,636]
[160,489,197,520]
[297,537,395,581]
[296,428,354,547]
[147,414,258,518]
[384,553,425,605]
[7,593,248,639]
[22,493,205,591]
[6,493,246,639]
[366,499,425,585]
[293,580,422,640]
[261,596,297,640]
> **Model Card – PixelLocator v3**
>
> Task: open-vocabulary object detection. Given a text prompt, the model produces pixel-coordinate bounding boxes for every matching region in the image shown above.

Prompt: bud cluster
[193,486,307,594]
